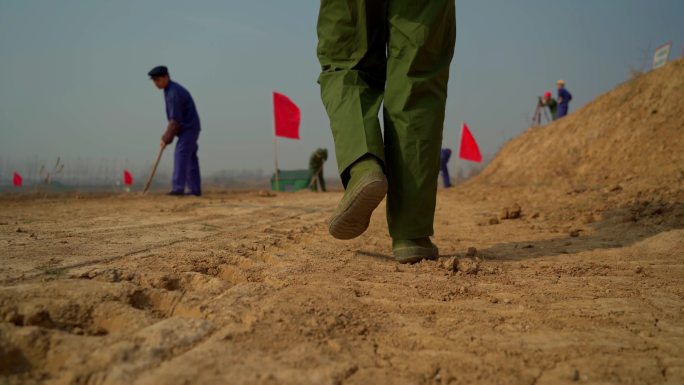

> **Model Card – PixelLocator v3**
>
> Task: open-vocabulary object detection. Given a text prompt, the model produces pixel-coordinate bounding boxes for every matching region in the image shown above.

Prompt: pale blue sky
[1,0,683,180]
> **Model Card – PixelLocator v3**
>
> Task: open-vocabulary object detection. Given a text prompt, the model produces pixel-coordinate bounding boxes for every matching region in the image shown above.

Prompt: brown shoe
[328,157,387,240]
[393,238,439,264]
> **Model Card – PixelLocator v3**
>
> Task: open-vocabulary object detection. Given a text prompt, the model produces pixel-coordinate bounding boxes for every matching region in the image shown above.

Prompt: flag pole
[274,136,280,191]
[272,91,280,192]
[273,124,280,192]
[457,122,463,183]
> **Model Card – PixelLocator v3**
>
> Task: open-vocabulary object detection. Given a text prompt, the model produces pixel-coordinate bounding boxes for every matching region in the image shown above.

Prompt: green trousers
[309,168,326,192]
[317,0,456,239]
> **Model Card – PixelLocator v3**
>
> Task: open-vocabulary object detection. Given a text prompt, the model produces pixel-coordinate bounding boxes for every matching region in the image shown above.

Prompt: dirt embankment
[461,58,684,236]
[467,58,683,200]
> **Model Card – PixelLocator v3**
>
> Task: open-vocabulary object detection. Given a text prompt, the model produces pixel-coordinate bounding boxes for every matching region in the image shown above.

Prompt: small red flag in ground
[273,92,300,139]
[13,172,23,187]
[459,122,482,163]
[123,170,133,186]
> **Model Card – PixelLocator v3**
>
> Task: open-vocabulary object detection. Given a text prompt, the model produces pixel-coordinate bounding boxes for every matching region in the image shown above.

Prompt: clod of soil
[457,258,480,275]
[501,203,522,219]
[258,190,275,197]
[571,369,581,382]
[440,257,458,272]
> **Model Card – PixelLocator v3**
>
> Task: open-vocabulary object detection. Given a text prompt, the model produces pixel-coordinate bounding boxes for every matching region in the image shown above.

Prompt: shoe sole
[393,246,439,264]
[328,172,387,240]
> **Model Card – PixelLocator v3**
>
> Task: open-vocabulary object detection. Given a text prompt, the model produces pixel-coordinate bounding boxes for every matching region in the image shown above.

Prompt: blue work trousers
[440,161,452,188]
[172,129,201,195]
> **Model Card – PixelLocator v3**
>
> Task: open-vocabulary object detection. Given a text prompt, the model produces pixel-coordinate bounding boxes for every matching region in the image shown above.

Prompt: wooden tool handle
[142,147,164,195]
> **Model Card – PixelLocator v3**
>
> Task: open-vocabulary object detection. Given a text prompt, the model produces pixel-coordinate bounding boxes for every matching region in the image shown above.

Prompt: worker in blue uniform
[148,66,202,196]
[556,80,573,119]
[440,148,452,188]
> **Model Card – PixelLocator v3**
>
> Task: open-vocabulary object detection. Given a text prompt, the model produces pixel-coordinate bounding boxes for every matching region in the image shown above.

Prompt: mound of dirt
[464,58,684,208]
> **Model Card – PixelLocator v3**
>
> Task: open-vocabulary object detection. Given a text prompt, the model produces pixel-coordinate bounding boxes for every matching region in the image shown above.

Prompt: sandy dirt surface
[1,189,682,385]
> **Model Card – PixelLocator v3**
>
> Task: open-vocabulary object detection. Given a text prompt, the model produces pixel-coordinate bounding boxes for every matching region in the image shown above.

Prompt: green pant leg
[319,170,326,192]
[309,169,317,191]
[317,0,387,185]
[383,0,456,239]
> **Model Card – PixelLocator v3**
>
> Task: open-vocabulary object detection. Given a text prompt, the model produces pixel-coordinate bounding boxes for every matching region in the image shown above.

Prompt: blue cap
[148,66,169,78]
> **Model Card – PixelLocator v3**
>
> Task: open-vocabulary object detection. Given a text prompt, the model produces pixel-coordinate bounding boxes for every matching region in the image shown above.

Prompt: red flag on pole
[13,172,23,187]
[123,170,133,186]
[273,92,300,139]
[458,122,482,163]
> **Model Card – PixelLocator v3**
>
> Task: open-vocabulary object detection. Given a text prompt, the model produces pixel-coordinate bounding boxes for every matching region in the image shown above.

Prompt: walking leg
[383,0,456,239]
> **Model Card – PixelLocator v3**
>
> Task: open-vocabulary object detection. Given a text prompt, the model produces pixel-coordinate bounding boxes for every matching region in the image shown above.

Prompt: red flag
[458,122,482,162]
[123,170,133,186]
[273,91,300,139]
[13,172,23,187]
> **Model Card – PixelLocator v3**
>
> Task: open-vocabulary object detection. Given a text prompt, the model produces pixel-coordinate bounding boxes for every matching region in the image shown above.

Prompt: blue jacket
[164,81,201,132]
[440,148,452,165]
[557,87,572,118]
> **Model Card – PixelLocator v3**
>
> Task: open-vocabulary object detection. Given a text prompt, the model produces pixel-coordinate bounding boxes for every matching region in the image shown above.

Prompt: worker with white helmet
[556,80,573,118]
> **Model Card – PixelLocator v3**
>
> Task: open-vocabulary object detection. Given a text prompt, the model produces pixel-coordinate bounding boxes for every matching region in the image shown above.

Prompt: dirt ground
[1,188,682,385]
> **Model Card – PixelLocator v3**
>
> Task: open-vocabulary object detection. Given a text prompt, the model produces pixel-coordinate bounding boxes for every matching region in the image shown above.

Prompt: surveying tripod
[532,97,552,126]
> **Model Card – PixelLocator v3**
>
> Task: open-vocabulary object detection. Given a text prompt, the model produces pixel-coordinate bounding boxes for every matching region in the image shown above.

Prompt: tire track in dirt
[0,197,333,384]
[2,202,329,284]
[51,202,311,236]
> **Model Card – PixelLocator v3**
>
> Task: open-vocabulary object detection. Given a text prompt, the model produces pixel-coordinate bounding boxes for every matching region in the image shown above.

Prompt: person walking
[317,0,456,263]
